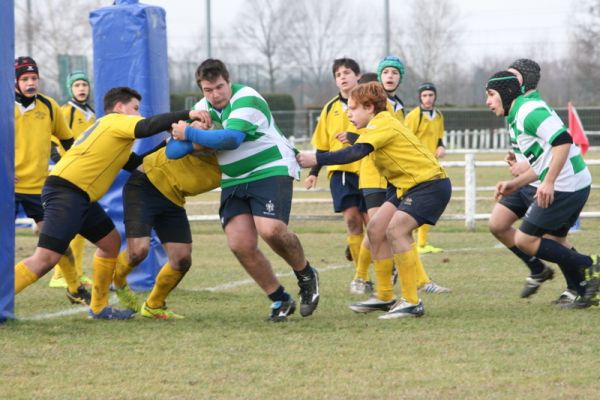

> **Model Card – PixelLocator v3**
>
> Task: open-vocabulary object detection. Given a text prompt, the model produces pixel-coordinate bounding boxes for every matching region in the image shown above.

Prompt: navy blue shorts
[388,178,452,226]
[220,175,294,227]
[520,186,590,238]
[499,185,536,218]
[15,193,44,222]
[38,177,115,254]
[362,189,387,210]
[123,171,191,244]
[330,171,366,213]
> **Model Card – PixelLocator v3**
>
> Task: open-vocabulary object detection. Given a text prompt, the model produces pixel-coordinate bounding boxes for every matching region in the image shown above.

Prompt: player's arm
[297,144,373,168]
[122,140,167,172]
[535,134,572,208]
[133,110,192,138]
[171,121,246,150]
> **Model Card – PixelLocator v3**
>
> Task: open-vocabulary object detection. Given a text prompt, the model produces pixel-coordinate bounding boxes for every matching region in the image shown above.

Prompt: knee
[258,223,288,244]
[488,217,507,237]
[128,246,149,265]
[172,255,192,272]
[514,232,536,255]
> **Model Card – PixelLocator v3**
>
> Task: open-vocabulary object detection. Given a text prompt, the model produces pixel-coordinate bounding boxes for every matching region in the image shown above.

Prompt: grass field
[2,151,600,399]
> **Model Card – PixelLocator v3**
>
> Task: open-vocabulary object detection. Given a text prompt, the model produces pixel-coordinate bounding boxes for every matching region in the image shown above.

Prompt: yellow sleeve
[356,129,393,151]
[311,105,331,151]
[51,99,73,140]
[115,114,144,139]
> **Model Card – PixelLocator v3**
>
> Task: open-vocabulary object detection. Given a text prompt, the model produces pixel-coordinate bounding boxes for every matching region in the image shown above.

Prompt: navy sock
[535,239,592,275]
[294,262,315,282]
[509,246,545,275]
[558,247,586,295]
[268,285,290,303]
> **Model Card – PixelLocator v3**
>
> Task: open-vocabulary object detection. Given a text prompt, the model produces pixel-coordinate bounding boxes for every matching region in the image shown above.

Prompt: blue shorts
[123,171,191,244]
[38,177,115,254]
[362,189,387,210]
[219,175,294,227]
[15,193,44,222]
[388,178,452,226]
[330,171,366,213]
[520,186,590,238]
[499,185,536,218]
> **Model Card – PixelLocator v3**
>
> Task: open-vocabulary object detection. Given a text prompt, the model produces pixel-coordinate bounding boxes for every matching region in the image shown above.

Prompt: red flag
[568,101,589,155]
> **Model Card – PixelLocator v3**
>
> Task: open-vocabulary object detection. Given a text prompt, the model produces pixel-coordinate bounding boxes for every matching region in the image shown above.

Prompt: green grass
[3,218,600,399]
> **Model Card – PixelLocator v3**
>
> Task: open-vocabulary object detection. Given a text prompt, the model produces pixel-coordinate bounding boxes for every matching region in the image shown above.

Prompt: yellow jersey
[144,148,221,207]
[356,111,447,198]
[311,95,361,176]
[15,93,73,194]
[405,107,444,154]
[50,113,143,202]
[52,101,97,154]
[358,99,406,189]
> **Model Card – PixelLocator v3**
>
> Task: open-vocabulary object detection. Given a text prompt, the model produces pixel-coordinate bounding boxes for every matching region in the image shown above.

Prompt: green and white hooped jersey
[194,83,300,188]
[507,94,591,192]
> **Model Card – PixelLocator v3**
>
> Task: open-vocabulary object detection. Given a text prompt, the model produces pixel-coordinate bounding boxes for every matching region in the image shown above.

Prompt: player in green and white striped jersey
[168,59,319,321]
[486,70,600,308]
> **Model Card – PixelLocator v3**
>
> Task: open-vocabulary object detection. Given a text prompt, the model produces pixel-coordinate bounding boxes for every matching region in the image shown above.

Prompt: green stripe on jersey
[523,142,543,163]
[221,165,290,188]
[548,128,567,144]
[539,167,549,182]
[231,96,272,125]
[220,145,282,177]
[570,154,586,174]
[226,117,259,137]
[523,108,551,137]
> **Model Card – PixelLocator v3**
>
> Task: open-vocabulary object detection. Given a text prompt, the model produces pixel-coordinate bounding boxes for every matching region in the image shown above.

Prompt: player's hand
[435,146,446,158]
[534,181,554,208]
[191,120,213,130]
[335,131,351,144]
[495,180,515,201]
[304,175,318,190]
[171,120,189,140]
[189,110,212,125]
[509,160,530,177]
[296,152,317,168]
[504,151,516,166]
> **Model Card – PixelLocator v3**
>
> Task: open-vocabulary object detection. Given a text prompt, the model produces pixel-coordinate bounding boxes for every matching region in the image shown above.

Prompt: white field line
[22,244,502,320]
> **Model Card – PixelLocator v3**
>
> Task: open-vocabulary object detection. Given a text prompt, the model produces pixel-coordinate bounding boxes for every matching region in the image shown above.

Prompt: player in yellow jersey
[405,82,446,255]
[306,58,372,294]
[13,86,206,319]
[13,56,90,306]
[298,82,452,319]
[49,71,96,289]
[111,142,221,319]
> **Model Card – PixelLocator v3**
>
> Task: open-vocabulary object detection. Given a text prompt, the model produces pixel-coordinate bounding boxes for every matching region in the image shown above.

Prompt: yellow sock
[417,224,430,247]
[15,261,39,294]
[113,250,134,289]
[393,250,419,304]
[56,250,81,293]
[51,263,64,280]
[347,233,364,268]
[413,243,431,287]
[374,258,394,301]
[146,263,186,309]
[90,255,116,314]
[71,235,86,279]
[354,242,372,281]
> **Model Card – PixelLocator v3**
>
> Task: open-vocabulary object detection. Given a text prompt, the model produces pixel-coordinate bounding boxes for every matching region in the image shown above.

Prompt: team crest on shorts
[403,197,413,206]
[265,200,275,215]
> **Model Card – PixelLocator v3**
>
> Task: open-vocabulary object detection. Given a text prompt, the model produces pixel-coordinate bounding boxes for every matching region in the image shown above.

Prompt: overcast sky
[143,0,576,64]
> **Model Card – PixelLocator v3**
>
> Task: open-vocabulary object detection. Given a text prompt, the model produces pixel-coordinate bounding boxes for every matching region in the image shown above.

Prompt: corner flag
[568,101,589,155]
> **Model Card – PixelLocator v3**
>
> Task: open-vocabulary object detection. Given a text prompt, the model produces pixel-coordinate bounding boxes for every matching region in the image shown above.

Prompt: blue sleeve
[165,139,195,159]
[316,143,374,165]
[185,127,246,150]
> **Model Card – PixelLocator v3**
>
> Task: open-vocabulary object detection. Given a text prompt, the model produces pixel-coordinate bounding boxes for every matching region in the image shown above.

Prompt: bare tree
[234,0,288,92]
[570,0,600,104]
[282,0,365,104]
[15,0,103,98]
[399,0,463,83]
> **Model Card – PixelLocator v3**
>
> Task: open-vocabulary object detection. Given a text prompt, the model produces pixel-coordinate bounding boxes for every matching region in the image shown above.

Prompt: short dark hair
[332,58,360,77]
[196,59,230,87]
[358,72,378,84]
[103,86,141,113]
